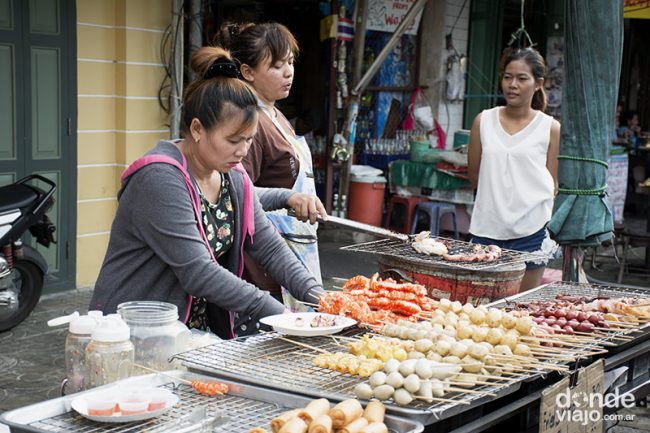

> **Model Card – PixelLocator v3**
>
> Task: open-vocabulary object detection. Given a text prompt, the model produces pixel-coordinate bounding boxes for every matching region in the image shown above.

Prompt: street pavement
[0,224,649,431]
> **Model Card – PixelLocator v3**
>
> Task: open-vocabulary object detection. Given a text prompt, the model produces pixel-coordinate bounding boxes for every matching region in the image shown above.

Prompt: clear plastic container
[117,301,190,371]
[85,316,134,389]
[63,311,102,394]
[85,391,117,416]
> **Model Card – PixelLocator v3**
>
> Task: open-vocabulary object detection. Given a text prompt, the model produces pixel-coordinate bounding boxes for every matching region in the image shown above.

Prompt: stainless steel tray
[171,331,524,425]
[0,370,423,433]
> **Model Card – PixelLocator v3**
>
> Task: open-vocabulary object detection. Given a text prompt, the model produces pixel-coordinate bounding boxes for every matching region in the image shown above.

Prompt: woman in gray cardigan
[90,46,324,339]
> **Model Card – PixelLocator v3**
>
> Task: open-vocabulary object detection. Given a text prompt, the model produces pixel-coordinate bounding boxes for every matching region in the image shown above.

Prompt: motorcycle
[0,175,57,331]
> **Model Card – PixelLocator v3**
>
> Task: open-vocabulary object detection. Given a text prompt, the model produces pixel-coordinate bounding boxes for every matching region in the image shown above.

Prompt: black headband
[204,58,240,79]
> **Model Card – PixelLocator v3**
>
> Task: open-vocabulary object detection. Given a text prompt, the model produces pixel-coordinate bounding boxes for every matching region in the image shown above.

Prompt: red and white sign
[366,0,424,35]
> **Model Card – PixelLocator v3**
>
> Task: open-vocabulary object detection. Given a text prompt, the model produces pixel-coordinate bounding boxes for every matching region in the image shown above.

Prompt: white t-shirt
[469,106,554,240]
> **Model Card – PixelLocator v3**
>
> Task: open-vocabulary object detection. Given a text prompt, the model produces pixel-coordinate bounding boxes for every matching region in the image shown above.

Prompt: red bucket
[348,175,386,227]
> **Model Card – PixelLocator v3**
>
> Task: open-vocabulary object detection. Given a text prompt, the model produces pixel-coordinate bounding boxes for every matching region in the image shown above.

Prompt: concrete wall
[75,0,172,286]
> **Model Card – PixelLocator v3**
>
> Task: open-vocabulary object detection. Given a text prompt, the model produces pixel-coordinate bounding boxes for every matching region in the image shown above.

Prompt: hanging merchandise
[402,87,446,149]
[445,53,466,101]
[444,0,468,102]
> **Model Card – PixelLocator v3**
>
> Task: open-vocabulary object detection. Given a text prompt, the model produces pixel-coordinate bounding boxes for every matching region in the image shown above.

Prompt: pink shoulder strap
[121,153,215,260]
[231,163,256,243]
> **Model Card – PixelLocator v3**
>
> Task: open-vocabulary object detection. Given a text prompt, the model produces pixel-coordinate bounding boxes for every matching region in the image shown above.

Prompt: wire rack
[340,236,548,271]
[488,281,650,345]
[490,281,650,305]
[26,382,283,433]
[171,330,525,421]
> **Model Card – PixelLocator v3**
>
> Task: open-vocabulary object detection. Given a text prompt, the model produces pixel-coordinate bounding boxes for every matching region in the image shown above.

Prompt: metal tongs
[158,406,230,433]
[287,209,409,242]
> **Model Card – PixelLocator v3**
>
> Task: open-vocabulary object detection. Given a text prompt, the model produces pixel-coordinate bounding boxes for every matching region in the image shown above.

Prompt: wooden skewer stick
[445,386,498,396]
[603,320,639,328]
[476,373,519,382]
[487,355,569,371]
[595,333,634,341]
[133,363,193,384]
[497,370,529,377]
[331,277,350,282]
[328,334,359,342]
[629,301,650,308]
[295,300,320,308]
[413,396,471,405]
[570,330,632,340]
[593,326,639,334]
[261,332,331,354]
[133,363,225,395]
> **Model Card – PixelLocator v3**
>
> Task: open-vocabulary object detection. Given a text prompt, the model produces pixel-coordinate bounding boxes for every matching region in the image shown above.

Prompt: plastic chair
[384,195,428,234]
[410,201,459,239]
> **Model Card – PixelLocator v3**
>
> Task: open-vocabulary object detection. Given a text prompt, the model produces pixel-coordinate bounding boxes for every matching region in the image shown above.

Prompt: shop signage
[366,0,423,35]
[540,359,636,433]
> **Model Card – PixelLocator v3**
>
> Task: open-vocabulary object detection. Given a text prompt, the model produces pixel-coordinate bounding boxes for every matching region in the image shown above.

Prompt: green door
[0,0,76,292]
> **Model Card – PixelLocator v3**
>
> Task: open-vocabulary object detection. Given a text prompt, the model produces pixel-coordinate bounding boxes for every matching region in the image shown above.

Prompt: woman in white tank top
[468,47,561,291]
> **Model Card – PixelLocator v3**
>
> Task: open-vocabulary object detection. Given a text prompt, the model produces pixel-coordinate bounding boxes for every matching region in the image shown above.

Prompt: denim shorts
[470,226,548,270]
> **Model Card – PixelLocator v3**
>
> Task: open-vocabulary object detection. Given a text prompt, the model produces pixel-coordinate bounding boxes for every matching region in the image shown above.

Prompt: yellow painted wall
[76,0,172,286]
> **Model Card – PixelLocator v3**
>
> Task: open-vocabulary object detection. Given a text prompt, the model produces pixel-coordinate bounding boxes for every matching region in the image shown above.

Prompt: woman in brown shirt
[217,22,326,316]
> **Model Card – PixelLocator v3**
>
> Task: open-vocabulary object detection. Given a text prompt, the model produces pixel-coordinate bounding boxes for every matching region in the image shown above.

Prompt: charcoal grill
[0,371,423,433]
[171,330,540,425]
[340,235,548,271]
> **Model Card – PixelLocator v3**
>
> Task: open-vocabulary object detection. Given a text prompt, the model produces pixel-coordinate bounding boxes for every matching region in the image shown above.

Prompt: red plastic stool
[384,195,427,234]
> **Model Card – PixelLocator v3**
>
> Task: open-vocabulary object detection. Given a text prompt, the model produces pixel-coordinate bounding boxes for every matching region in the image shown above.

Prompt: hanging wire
[449,0,468,35]
[507,0,535,48]
[445,0,468,54]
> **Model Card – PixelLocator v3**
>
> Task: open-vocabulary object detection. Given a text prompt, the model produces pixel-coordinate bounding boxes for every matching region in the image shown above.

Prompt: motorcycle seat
[0,184,39,214]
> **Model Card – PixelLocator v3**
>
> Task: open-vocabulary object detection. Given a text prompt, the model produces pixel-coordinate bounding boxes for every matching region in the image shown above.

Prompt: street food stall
[2,231,649,432]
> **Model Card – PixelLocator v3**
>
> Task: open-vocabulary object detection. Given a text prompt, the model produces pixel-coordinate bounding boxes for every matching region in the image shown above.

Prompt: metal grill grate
[340,236,548,271]
[489,281,650,307]
[171,330,525,422]
[27,382,284,433]
[487,281,650,345]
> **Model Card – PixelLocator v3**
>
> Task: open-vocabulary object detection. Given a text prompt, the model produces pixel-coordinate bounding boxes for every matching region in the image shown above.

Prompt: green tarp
[390,160,469,190]
[547,0,623,247]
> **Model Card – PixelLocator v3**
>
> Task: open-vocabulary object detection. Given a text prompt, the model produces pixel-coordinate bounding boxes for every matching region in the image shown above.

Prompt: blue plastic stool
[410,201,459,239]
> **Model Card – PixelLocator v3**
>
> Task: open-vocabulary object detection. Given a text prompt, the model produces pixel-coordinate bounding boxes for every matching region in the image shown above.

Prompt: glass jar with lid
[117,301,190,371]
[85,315,134,388]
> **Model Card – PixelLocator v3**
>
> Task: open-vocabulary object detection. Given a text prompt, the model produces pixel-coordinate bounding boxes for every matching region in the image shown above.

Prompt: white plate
[71,388,179,423]
[259,312,356,336]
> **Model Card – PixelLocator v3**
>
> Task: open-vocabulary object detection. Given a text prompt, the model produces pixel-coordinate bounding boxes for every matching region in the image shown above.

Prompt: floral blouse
[187,173,234,331]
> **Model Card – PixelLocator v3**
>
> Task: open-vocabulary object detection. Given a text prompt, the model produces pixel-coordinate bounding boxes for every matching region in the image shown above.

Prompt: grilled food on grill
[412,231,449,255]
[411,231,503,262]
[312,352,383,377]
[191,379,229,396]
[318,274,437,325]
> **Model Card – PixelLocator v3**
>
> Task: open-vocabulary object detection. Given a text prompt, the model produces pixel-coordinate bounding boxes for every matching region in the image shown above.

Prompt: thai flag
[337,17,354,41]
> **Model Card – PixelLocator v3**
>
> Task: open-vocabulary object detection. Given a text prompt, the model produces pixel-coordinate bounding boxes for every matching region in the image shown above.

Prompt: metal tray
[171,331,524,425]
[340,235,548,271]
[487,281,650,346]
[0,370,424,433]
